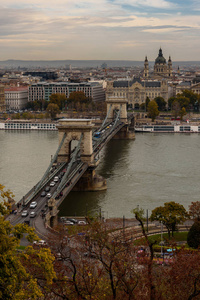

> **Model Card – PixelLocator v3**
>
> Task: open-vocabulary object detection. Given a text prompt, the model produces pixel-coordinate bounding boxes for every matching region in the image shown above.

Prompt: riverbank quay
[7,210,193,248]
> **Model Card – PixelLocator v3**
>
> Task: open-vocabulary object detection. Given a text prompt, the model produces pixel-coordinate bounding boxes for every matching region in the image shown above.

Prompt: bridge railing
[20,162,67,206]
[55,161,88,207]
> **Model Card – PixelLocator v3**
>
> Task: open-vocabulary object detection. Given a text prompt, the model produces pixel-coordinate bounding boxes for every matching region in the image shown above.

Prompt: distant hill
[0,59,199,69]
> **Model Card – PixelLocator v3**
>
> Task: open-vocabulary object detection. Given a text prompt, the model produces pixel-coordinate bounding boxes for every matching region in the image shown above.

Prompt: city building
[0,85,6,112]
[5,87,28,110]
[106,77,168,109]
[143,48,172,79]
[28,82,105,102]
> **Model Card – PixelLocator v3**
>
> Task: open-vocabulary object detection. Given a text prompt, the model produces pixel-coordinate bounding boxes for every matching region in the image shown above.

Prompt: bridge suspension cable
[96,103,112,133]
[113,105,122,127]
[52,133,84,198]
[24,132,67,205]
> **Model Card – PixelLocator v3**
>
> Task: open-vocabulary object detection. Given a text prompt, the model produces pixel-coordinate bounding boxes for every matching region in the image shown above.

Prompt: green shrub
[187,221,200,249]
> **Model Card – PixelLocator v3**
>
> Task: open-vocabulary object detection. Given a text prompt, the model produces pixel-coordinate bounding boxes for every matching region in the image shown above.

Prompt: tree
[176,95,190,110]
[187,221,200,249]
[155,248,200,299]
[147,100,159,121]
[46,103,60,119]
[172,100,181,119]
[154,96,166,111]
[132,207,156,300]
[67,91,91,104]
[150,201,189,238]
[49,93,67,110]
[180,90,199,108]
[189,201,200,221]
[179,107,186,120]
[168,97,176,110]
[0,185,56,299]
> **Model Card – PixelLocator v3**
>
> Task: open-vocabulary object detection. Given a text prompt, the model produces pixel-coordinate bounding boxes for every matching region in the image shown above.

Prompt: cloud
[0,0,199,60]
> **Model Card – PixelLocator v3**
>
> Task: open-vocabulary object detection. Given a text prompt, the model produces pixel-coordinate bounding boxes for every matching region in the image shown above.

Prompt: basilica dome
[155,48,166,64]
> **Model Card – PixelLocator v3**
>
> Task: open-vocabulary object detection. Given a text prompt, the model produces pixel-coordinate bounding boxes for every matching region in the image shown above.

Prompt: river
[1,130,200,218]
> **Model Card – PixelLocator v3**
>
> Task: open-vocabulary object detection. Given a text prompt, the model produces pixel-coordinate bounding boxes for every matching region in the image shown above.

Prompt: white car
[21,210,28,217]
[54,176,59,182]
[64,220,74,225]
[50,181,55,187]
[46,193,51,198]
[78,220,87,226]
[30,211,36,218]
[30,201,37,209]
[33,240,47,246]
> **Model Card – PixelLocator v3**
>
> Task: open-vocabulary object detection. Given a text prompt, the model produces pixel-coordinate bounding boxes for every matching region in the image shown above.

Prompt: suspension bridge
[10,97,135,230]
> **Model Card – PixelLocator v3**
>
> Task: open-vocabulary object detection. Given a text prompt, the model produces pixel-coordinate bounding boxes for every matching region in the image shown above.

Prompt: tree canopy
[187,221,200,249]
[147,100,159,121]
[150,201,189,237]
[154,96,166,111]
[46,103,60,119]
[189,201,200,221]
[49,93,67,110]
[0,185,56,300]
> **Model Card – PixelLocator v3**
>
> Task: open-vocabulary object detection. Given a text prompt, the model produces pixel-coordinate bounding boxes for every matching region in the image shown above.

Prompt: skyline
[1,0,200,61]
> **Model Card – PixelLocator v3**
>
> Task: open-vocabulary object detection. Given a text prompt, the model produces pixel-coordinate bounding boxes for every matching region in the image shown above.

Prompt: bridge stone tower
[57,119,95,165]
[106,96,135,139]
[57,118,106,191]
[106,96,128,123]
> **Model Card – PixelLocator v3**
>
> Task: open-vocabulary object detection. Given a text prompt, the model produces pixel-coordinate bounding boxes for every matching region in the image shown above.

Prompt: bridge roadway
[9,116,133,234]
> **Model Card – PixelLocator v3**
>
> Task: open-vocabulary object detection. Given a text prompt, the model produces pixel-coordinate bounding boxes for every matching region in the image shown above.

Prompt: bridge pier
[112,125,135,139]
[72,169,107,191]
[45,198,59,227]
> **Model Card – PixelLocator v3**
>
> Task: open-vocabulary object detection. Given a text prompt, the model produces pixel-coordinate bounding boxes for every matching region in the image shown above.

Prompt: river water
[1,130,200,218]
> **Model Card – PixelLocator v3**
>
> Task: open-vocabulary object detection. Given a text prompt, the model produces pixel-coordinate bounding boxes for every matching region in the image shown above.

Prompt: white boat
[135,124,200,133]
[0,121,57,131]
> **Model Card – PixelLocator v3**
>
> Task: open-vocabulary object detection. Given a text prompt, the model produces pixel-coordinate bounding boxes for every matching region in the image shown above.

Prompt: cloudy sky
[1,0,200,61]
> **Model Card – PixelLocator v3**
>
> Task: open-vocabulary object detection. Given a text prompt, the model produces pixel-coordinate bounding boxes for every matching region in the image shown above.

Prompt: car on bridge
[41,191,46,197]
[30,201,37,208]
[21,210,28,217]
[50,181,55,187]
[30,211,36,218]
[46,193,51,198]
[45,186,50,192]
[54,176,59,182]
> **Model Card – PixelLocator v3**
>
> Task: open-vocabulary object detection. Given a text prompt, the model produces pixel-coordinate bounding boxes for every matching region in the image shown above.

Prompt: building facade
[5,87,28,110]
[144,48,172,79]
[106,77,168,109]
[0,85,6,112]
[28,82,105,102]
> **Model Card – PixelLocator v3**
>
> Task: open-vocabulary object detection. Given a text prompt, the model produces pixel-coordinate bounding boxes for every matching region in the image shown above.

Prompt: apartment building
[28,82,105,102]
[5,87,28,110]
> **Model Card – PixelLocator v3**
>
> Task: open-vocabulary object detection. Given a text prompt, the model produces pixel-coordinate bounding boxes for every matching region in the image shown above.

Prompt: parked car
[33,240,47,246]
[64,220,74,226]
[30,211,36,218]
[67,218,78,224]
[78,220,87,226]
[45,186,50,192]
[21,210,28,217]
[30,201,37,209]
[50,181,55,187]
[41,191,46,197]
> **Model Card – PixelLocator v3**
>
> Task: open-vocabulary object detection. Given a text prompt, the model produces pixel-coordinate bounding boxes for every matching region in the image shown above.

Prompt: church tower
[168,56,172,77]
[153,48,172,78]
[143,56,149,78]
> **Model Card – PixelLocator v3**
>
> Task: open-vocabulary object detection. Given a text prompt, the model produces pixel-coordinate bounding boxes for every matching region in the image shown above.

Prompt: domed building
[144,48,172,79]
